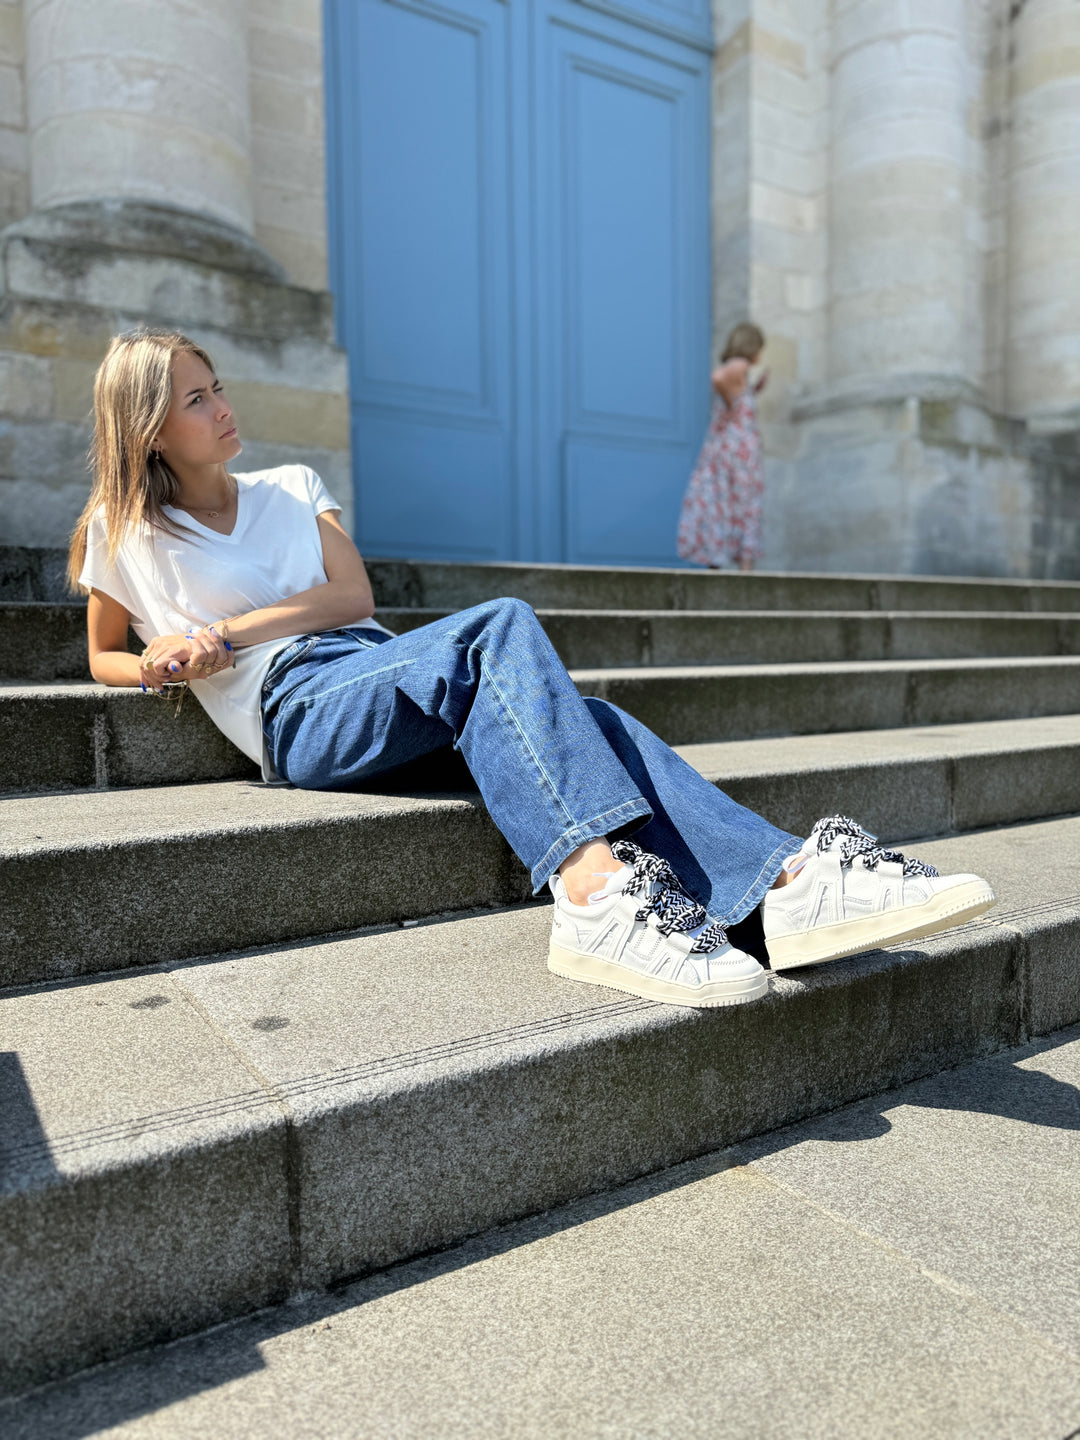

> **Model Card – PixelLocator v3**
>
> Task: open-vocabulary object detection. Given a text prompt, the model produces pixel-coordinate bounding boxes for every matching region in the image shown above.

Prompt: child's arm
[711,358,750,406]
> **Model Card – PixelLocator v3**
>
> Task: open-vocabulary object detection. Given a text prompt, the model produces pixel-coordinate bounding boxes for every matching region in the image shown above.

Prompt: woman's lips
[220,426,237,439]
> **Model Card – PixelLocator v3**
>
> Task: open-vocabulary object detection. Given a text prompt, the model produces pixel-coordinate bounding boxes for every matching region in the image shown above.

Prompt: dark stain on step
[252,1015,290,1031]
[129,994,170,1010]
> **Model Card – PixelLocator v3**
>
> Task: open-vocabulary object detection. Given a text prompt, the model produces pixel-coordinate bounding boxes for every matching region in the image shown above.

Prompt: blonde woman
[678,321,767,572]
[69,330,996,1007]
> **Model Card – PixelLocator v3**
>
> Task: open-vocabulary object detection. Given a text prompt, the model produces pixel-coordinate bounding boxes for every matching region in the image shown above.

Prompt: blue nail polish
[224,641,232,652]
[140,681,147,693]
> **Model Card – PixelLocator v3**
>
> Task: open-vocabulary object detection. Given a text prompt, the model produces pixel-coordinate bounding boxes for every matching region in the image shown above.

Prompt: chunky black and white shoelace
[809,816,939,878]
[610,839,729,953]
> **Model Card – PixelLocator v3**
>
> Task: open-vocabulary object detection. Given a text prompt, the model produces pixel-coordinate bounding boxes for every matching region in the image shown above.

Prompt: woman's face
[155,351,242,468]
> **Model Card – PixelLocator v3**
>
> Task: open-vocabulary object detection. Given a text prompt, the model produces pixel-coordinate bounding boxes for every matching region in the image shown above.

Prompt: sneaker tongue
[587,865,635,905]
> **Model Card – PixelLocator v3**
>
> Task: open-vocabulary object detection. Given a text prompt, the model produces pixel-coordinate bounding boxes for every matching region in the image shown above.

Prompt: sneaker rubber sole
[766,879,997,971]
[548,942,769,1007]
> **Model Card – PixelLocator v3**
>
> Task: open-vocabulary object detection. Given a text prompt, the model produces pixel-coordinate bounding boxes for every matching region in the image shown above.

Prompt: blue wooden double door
[325,0,712,564]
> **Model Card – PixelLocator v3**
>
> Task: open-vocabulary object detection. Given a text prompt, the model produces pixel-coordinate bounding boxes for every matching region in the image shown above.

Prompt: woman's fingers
[140,633,192,689]
[140,629,231,687]
[138,656,168,693]
[181,628,231,678]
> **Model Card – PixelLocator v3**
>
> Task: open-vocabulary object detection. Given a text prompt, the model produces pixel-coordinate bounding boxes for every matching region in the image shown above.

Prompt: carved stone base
[0,201,351,548]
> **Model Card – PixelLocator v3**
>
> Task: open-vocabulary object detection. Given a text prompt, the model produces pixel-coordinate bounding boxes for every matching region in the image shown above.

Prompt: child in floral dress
[677,322,766,572]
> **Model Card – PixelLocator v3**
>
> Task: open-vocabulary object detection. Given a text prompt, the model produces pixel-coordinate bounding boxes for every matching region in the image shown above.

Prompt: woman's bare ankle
[559,838,621,906]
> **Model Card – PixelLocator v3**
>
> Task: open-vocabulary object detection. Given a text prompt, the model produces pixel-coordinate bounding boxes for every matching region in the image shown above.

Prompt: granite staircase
[2,545,1079,1398]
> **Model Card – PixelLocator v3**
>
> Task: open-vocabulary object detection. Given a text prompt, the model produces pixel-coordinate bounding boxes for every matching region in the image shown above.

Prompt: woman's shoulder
[234,462,319,494]
[234,463,330,516]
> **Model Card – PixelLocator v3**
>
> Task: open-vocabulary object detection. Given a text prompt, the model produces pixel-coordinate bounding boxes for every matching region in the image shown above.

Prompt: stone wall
[2,0,1078,573]
[0,0,28,232]
[0,0,350,551]
[249,0,329,291]
[712,0,1080,577]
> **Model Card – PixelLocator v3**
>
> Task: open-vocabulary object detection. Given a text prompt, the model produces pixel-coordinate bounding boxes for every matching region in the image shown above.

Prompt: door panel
[328,0,514,558]
[537,6,711,562]
[354,413,509,557]
[354,6,485,401]
[326,0,710,564]
[565,436,694,564]
[572,64,678,425]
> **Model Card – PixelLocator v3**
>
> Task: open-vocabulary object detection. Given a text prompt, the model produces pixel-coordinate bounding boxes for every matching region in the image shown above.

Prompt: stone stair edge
[7,714,1080,845]
[5,545,1080,609]
[9,605,1080,686]
[5,658,1080,794]
[14,600,1080,621]
[3,872,1078,1398]
[8,653,1080,701]
[5,729,1080,990]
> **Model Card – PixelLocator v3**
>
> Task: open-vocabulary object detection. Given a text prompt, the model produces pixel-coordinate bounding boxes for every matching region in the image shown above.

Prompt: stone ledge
[10,600,1080,682]
[790,371,989,423]
[1,200,287,284]
[2,814,1077,1395]
[8,546,1080,610]
[4,723,1080,986]
[4,657,1080,792]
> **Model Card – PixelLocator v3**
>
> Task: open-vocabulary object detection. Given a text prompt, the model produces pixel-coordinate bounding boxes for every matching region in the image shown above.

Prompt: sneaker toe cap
[929,871,994,897]
[699,945,764,984]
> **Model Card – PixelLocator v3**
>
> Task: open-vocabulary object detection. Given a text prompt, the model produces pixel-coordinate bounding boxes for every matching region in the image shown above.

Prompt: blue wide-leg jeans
[260,598,802,925]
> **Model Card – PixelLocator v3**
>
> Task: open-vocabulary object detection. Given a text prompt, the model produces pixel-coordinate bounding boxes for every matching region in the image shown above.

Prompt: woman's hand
[137,628,231,687]
[138,633,192,690]
[177,625,233,680]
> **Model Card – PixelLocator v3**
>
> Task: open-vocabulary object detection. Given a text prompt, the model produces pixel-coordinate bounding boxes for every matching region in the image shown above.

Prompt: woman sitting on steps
[68,330,997,1007]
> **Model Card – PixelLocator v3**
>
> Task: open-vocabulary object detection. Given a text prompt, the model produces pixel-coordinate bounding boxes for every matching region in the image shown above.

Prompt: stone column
[1006,0,1080,423]
[827,0,970,388]
[24,0,254,234]
[0,0,352,547]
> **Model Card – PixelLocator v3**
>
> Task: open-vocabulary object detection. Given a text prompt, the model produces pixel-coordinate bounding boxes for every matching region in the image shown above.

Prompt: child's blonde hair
[67,329,215,591]
[721,322,765,363]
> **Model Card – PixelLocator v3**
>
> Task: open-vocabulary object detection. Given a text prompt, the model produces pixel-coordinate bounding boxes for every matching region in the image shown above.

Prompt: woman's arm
[711,358,750,407]
[87,591,220,688]
[88,512,376,686]
[208,511,374,651]
[87,589,143,686]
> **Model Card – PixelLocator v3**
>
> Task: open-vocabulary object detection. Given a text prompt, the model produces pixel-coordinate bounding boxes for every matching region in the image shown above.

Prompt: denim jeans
[260,598,802,924]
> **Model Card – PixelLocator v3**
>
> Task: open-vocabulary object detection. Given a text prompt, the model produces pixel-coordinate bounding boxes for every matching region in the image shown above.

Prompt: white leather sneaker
[548,839,768,1007]
[763,815,996,971]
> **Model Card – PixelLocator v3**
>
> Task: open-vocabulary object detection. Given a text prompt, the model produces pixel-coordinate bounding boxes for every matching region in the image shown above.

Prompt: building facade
[1,0,1078,574]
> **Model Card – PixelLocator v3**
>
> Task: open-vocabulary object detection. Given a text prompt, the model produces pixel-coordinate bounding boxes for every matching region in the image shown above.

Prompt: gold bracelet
[201,618,235,666]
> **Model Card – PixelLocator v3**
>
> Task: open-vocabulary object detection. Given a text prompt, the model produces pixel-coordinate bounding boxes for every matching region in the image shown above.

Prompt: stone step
[8,1031,1078,1438]
[2,816,1077,1397]
[7,544,1080,613]
[6,658,1080,793]
[4,716,1079,989]
[6,601,1080,683]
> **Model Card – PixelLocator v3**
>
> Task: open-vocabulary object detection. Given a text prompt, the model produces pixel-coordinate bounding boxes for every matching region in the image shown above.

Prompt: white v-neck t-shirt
[79,464,387,778]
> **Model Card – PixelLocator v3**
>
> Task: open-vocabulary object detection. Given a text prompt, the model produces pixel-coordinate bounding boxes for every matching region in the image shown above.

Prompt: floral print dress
[677,389,763,568]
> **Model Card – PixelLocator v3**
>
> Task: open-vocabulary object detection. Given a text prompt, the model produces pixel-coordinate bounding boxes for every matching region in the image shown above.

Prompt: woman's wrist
[201,618,235,653]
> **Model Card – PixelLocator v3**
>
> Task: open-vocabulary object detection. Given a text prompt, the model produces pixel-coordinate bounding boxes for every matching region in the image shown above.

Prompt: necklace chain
[180,475,235,517]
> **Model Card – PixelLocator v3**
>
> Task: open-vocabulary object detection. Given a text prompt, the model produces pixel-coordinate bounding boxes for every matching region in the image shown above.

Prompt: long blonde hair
[67,329,216,592]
